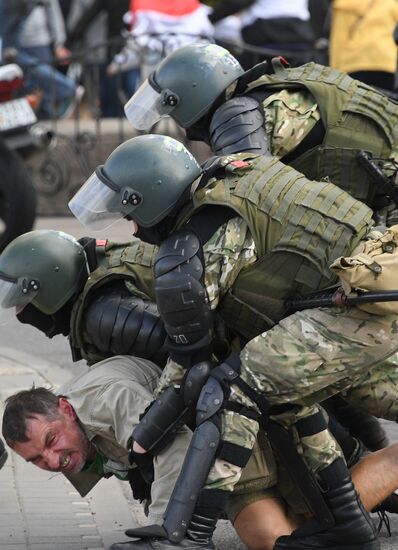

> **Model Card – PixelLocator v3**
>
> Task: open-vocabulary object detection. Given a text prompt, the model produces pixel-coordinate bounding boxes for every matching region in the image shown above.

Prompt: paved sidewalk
[1,343,397,549]
[0,347,145,550]
[0,346,244,550]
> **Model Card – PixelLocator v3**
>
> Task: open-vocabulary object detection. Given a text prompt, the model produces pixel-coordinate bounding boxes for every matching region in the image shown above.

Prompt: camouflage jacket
[236,62,398,208]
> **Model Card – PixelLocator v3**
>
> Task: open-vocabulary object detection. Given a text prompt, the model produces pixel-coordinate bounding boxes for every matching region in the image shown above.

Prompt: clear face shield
[68,168,126,231]
[0,271,40,324]
[124,72,179,131]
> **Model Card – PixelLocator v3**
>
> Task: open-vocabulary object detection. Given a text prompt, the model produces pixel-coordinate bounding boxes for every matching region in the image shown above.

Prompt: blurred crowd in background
[0,0,398,120]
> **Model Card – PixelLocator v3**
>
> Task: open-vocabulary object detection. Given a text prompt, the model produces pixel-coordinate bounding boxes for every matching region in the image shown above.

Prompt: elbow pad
[209,96,270,156]
[84,289,168,366]
[154,230,213,366]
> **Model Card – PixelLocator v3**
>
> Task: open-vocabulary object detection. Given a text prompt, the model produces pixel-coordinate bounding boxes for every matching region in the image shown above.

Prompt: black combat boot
[373,492,398,515]
[327,396,389,451]
[108,510,216,549]
[0,438,7,469]
[273,458,380,550]
[109,490,227,550]
[108,536,213,549]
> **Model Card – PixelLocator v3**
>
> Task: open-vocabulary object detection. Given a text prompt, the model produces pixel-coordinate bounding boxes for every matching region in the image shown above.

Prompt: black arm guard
[132,386,193,455]
[84,288,168,367]
[126,420,222,543]
[182,361,212,407]
[154,230,213,367]
[131,362,213,457]
[209,96,271,156]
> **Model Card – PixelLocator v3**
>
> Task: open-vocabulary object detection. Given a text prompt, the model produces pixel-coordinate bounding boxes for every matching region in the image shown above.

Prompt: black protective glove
[127,467,152,503]
[127,448,154,502]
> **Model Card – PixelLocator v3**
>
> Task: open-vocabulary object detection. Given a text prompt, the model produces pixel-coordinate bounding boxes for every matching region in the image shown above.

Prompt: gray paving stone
[2,300,398,549]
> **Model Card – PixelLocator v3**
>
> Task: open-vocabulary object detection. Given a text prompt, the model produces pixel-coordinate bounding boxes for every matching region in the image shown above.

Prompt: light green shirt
[57,355,192,523]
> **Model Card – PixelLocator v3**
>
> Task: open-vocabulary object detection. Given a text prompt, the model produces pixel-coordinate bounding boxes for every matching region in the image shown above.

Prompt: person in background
[329,0,398,92]
[0,0,78,119]
[67,0,132,117]
[207,0,315,67]
[107,0,214,86]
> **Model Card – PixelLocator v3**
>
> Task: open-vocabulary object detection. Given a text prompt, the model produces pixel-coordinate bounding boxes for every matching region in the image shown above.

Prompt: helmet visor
[124,78,165,130]
[0,272,39,324]
[68,171,123,230]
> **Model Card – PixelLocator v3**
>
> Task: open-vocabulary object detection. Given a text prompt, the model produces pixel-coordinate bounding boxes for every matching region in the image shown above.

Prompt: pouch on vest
[330,226,398,314]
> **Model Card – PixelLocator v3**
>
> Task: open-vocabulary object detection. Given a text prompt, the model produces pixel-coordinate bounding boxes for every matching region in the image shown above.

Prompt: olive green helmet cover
[69,134,202,230]
[124,43,244,129]
[0,230,88,315]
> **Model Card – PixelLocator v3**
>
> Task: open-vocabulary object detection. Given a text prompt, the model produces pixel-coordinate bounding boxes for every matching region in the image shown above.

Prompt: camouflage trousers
[205,305,398,491]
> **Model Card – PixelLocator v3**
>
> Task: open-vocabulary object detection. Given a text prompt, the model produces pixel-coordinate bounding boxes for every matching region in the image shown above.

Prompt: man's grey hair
[2,386,63,447]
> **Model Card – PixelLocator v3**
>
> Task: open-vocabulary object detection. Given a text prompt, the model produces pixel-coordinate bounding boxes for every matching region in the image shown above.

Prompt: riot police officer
[0,225,393,550]
[0,229,167,366]
[124,43,398,225]
[69,134,394,550]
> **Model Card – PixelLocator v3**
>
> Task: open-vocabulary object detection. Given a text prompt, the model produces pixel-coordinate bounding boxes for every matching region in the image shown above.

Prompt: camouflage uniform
[156,212,398,493]
[263,85,398,226]
[65,234,307,517]
[226,62,398,227]
[263,88,320,159]
[70,236,307,516]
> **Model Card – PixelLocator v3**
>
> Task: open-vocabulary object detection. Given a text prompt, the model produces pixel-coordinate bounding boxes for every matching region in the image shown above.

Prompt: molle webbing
[192,155,373,340]
[283,63,353,92]
[246,62,356,125]
[290,147,377,203]
[232,156,372,272]
[346,85,398,148]
[69,240,158,363]
[249,62,398,140]
[101,239,156,270]
[246,63,398,207]
[97,239,157,300]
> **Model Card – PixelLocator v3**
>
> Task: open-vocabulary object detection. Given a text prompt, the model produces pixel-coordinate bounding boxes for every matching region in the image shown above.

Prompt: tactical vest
[243,62,398,206]
[69,239,158,365]
[177,154,374,340]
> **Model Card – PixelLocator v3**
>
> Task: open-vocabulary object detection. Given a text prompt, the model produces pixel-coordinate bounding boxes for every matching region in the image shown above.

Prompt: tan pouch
[330,225,398,314]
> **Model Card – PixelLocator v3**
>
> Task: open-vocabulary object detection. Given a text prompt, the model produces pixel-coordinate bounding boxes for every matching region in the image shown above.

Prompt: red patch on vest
[96,239,108,247]
[230,160,250,169]
[278,56,290,67]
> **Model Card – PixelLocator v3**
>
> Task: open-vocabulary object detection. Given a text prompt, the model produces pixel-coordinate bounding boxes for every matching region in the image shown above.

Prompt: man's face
[12,398,92,474]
